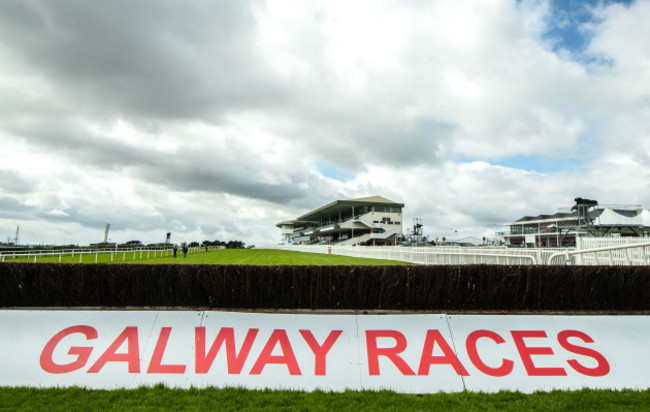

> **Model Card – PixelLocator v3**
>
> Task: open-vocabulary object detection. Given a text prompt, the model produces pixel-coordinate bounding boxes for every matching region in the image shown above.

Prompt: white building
[500,200,650,247]
[276,196,404,246]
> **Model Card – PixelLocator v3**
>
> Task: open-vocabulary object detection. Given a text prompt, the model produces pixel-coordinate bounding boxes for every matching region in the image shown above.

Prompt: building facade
[276,196,404,246]
[500,201,650,247]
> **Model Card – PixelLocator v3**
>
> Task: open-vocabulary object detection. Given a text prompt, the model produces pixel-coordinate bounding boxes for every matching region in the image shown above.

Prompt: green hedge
[1,263,649,311]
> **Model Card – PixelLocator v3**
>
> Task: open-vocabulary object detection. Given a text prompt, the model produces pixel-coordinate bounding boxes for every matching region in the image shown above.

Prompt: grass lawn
[1,386,649,411]
[1,248,410,266]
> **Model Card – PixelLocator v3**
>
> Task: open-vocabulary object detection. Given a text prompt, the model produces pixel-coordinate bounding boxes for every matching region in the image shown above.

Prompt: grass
[1,386,649,411]
[0,248,410,266]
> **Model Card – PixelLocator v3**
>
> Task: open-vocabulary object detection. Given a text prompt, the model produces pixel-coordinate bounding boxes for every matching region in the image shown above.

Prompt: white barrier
[1,310,649,393]
[268,242,650,266]
[267,245,566,265]
[548,241,650,265]
[0,246,210,263]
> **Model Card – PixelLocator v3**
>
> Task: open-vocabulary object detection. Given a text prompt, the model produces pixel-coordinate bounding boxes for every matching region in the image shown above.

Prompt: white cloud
[0,0,648,246]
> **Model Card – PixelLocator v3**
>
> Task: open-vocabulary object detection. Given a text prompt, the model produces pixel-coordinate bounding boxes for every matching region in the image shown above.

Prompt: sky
[0,0,648,246]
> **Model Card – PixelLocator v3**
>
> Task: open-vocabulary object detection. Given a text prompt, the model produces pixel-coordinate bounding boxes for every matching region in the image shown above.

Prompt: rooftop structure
[499,198,650,247]
[276,196,404,246]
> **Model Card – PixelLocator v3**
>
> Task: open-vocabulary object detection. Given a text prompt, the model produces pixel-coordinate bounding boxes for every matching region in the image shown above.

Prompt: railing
[501,226,582,236]
[267,245,549,265]
[337,246,538,265]
[271,238,650,266]
[547,242,650,265]
[0,246,210,263]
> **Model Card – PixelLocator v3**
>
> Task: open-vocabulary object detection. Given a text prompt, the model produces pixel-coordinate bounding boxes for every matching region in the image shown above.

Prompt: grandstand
[500,198,650,247]
[276,196,404,246]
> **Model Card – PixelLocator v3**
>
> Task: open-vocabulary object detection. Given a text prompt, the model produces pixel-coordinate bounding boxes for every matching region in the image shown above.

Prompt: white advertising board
[1,310,649,393]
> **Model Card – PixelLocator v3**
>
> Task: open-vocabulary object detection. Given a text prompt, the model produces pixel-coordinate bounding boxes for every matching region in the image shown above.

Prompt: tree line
[117,240,248,249]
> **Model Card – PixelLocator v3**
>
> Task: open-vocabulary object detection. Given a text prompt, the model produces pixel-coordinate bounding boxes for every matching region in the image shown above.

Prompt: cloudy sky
[0,0,648,246]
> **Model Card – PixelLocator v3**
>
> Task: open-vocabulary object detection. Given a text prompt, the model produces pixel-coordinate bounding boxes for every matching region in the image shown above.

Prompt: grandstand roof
[276,196,404,227]
[509,207,649,227]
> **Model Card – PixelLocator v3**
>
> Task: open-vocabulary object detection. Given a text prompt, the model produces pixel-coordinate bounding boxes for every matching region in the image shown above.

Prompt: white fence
[269,238,650,266]
[267,244,563,265]
[547,241,650,265]
[0,246,206,263]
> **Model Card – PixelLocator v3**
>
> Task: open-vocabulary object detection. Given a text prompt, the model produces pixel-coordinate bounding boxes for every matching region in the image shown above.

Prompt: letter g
[40,325,98,374]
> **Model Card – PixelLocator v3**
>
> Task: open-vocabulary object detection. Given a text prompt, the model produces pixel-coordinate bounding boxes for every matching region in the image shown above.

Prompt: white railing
[547,241,650,265]
[0,246,208,263]
[267,245,549,265]
[577,236,650,250]
[270,237,650,266]
[339,246,538,265]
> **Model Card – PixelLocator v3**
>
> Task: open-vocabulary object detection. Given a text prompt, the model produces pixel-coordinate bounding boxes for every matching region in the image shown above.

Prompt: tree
[226,240,245,249]
[120,240,143,247]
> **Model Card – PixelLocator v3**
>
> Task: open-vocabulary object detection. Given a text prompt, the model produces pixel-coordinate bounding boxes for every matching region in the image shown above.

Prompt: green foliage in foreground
[2,248,410,266]
[0,387,648,412]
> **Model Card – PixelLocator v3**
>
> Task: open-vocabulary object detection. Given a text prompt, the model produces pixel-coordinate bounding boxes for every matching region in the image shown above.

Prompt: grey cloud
[8,116,309,204]
[1,0,452,175]
[286,117,453,173]
[0,1,284,121]
[139,165,306,204]
[0,196,34,219]
[359,119,452,167]
[0,170,37,194]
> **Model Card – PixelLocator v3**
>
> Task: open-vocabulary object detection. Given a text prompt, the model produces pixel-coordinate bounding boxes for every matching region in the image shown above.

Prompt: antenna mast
[14,225,20,245]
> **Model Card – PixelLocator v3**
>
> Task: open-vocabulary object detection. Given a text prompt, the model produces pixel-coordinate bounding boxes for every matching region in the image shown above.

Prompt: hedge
[1,263,649,311]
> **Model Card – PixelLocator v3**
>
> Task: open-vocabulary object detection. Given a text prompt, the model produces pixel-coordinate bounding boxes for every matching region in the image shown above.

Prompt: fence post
[608,250,613,265]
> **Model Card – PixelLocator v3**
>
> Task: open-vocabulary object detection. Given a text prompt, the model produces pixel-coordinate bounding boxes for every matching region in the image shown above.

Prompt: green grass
[1,248,410,266]
[0,387,648,411]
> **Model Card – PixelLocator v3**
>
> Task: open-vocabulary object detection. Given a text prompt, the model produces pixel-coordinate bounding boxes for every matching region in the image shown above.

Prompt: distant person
[182,243,188,258]
[173,244,178,258]
[204,245,208,252]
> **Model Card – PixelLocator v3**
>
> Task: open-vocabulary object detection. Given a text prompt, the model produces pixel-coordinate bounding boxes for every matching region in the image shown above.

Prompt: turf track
[1,248,410,265]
